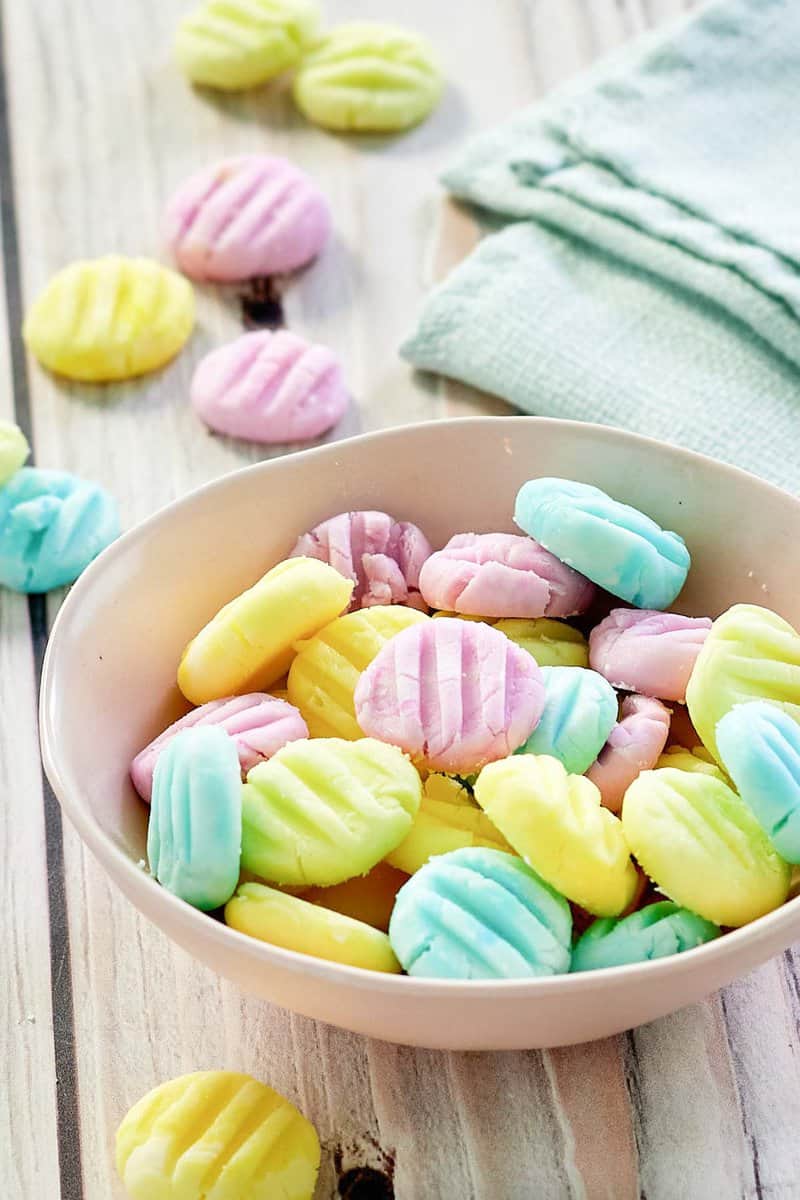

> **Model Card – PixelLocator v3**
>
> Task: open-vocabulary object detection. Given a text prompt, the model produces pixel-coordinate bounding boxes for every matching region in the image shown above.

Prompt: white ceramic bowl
[41,417,800,1050]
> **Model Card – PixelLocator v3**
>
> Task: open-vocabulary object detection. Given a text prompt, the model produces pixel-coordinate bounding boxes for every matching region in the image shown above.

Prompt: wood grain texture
[5,0,800,1198]
[0,215,61,1196]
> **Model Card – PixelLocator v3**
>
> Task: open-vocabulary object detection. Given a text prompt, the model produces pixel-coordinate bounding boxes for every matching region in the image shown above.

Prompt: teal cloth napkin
[401,0,799,491]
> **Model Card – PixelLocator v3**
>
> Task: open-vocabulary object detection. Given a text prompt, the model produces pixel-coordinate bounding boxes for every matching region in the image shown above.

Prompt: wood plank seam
[718,991,764,1200]
[621,1030,648,1176]
[0,4,85,1195]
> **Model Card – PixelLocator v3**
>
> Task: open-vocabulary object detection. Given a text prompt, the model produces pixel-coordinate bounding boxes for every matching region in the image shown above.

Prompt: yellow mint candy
[475,755,638,917]
[303,860,408,932]
[241,736,422,886]
[494,618,589,668]
[23,256,194,382]
[116,1070,320,1200]
[226,881,401,971]
[287,604,428,739]
[387,772,513,874]
[686,604,800,761]
[622,768,790,927]
[292,22,443,132]
[432,613,589,668]
[432,611,487,622]
[178,557,353,704]
[656,744,727,780]
[176,0,320,91]
[0,419,29,486]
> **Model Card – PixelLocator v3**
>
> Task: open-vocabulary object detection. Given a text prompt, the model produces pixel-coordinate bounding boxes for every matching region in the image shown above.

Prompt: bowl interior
[41,417,800,947]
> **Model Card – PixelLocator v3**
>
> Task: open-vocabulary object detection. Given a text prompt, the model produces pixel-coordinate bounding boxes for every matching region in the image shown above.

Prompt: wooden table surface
[3,1,799,1197]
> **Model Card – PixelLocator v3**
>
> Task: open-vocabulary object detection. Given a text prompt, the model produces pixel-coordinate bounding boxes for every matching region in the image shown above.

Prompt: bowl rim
[40,414,800,997]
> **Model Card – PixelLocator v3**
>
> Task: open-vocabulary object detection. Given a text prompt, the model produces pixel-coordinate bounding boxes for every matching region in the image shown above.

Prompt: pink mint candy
[191,330,348,443]
[586,694,671,814]
[418,532,595,619]
[130,693,308,802]
[165,154,331,282]
[354,617,545,773]
[290,510,432,611]
[589,609,711,703]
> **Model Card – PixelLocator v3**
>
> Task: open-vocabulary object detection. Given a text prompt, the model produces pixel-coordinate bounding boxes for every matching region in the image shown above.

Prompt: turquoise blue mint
[148,726,242,911]
[0,466,119,592]
[401,0,800,492]
[389,847,572,980]
[516,666,617,775]
[514,478,689,609]
[716,702,800,864]
[571,901,720,972]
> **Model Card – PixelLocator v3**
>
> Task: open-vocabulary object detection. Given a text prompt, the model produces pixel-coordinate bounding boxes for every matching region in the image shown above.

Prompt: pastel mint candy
[418,532,595,619]
[0,419,29,486]
[388,846,572,980]
[656,744,726,781]
[514,477,690,609]
[354,617,545,774]
[717,701,800,863]
[290,509,432,612]
[24,256,194,382]
[686,605,800,762]
[148,726,242,911]
[175,0,321,91]
[130,693,309,802]
[293,23,443,133]
[589,608,711,703]
[476,755,638,916]
[116,1071,321,1200]
[586,694,671,815]
[516,666,618,775]
[622,767,790,926]
[571,901,719,972]
[0,467,119,592]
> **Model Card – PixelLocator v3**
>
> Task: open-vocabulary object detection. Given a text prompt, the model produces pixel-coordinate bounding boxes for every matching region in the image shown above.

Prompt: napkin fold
[402,0,799,490]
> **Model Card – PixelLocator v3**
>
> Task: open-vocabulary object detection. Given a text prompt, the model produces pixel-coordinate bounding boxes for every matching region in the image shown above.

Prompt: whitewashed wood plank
[524,0,597,91]
[587,0,698,48]
[625,998,754,1199]
[0,228,61,1196]
[539,0,699,79]
[572,0,630,57]
[6,0,545,531]
[547,1038,640,1200]
[614,0,652,39]
[720,959,800,1200]
[0,597,62,1200]
[445,1051,576,1198]
[6,1,786,1198]
[367,1044,476,1199]
[643,0,697,23]
[4,1,555,1198]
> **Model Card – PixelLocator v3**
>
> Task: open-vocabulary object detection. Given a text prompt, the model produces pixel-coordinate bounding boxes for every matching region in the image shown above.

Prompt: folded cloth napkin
[401,0,799,491]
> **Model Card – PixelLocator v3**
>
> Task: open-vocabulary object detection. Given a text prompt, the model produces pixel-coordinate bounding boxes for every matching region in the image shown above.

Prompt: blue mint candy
[148,726,242,911]
[514,477,690,610]
[388,846,572,980]
[516,666,618,774]
[717,701,800,863]
[571,901,719,972]
[0,466,119,592]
